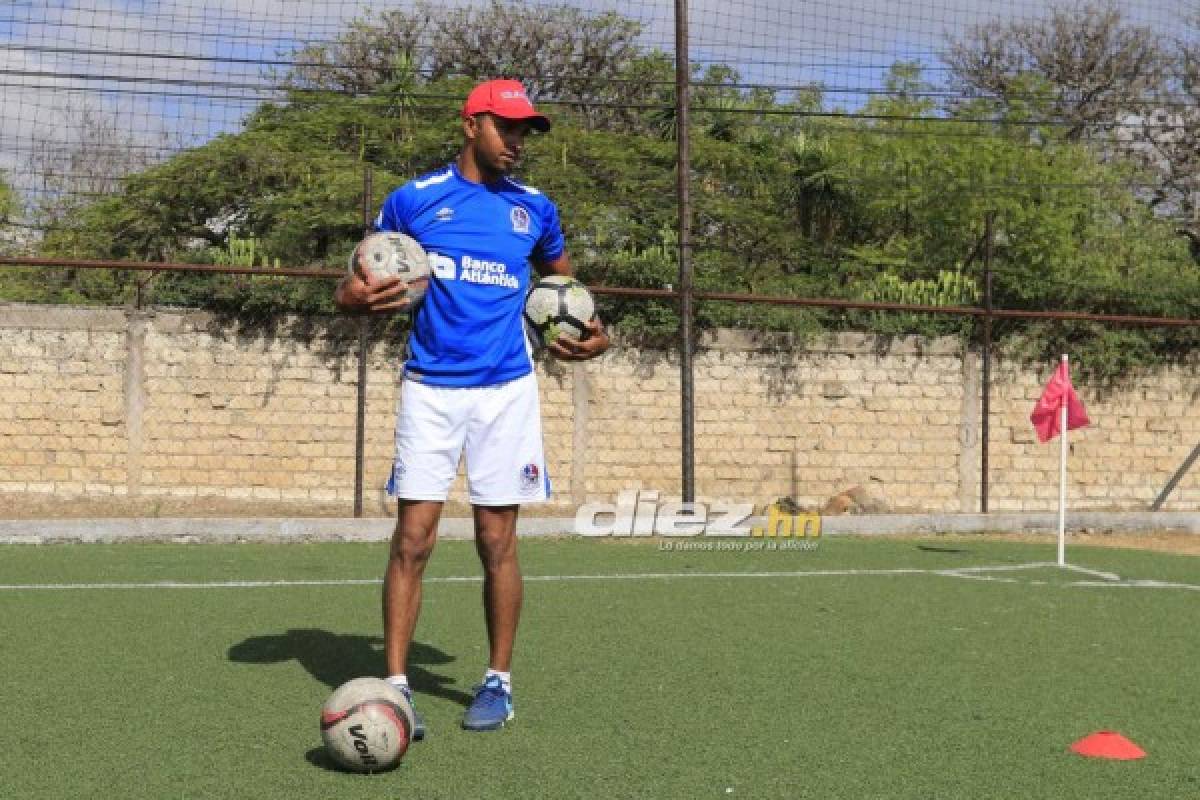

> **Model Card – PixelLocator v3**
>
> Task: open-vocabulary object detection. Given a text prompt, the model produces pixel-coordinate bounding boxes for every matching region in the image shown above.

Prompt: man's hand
[334,259,412,314]
[548,317,610,361]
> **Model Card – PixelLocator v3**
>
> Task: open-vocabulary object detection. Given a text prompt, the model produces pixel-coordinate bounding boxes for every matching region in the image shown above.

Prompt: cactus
[213,235,278,269]
[862,269,980,307]
[857,268,980,337]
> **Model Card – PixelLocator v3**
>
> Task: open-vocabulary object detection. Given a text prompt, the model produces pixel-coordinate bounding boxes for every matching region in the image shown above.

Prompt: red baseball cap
[462,79,550,132]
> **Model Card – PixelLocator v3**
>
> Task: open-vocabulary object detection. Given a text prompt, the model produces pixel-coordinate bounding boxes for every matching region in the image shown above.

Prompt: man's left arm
[537,254,610,361]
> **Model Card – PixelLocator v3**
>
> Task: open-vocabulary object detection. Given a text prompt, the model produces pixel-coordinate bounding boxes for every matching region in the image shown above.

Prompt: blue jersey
[375,162,566,387]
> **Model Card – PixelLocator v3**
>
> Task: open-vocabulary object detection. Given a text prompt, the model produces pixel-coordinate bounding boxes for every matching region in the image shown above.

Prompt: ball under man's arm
[539,254,610,361]
[334,256,411,314]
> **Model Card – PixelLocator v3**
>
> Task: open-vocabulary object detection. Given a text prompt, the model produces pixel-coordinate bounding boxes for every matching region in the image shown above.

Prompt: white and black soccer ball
[523,275,596,350]
[349,233,431,304]
[320,677,415,773]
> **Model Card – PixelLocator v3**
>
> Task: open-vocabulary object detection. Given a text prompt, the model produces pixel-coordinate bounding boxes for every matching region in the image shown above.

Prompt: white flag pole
[1058,354,1068,567]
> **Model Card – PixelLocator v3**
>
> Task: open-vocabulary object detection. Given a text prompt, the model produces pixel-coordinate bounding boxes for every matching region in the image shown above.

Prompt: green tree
[944,3,1168,140]
[827,64,1198,375]
[34,86,447,311]
[943,3,1200,254]
[21,10,1199,381]
[281,1,671,133]
[0,173,15,229]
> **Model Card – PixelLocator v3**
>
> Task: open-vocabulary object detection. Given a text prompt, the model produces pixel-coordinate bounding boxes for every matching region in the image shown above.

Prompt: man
[334,79,609,735]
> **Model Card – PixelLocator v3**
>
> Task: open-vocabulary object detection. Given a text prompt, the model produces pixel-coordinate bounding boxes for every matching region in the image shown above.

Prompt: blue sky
[1,0,1194,191]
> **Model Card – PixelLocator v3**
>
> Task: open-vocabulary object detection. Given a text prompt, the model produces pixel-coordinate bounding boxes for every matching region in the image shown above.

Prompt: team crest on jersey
[519,462,540,493]
[435,206,454,222]
[510,206,531,234]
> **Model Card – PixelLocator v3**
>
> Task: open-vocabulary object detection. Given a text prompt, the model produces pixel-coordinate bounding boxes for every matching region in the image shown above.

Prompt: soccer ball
[349,233,431,304]
[523,275,596,349]
[319,677,415,773]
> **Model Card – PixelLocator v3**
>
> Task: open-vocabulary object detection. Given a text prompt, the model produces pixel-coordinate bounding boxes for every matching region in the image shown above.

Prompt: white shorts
[385,373,550,505]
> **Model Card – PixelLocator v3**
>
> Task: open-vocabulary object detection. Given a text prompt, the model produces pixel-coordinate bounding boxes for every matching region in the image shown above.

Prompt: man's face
[467,113,533,175]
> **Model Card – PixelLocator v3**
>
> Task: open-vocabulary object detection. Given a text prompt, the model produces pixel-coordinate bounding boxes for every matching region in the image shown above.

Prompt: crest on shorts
[385,459,407,496]
[510,206,531,234]
[519,462,540,493]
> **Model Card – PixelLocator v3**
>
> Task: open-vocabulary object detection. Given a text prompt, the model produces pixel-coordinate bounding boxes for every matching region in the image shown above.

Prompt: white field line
[0,563,1196,591]
[0,568,928,591]
[1061,564,1124,581]
[932,562,1126,586]
[1070,579,1200,592]
[935,562,1058,572]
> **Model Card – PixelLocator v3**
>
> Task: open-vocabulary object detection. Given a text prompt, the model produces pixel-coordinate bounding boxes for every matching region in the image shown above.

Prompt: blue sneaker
[461,676,514,731]
[393,684,426,741]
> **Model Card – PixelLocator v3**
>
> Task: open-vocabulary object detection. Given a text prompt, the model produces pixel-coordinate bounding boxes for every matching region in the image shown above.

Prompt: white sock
[484,669,511,693]
[385,674,409,692]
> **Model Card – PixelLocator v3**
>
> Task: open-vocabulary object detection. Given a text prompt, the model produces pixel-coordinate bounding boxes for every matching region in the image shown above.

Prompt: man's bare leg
[472,504,522,672]
[383,499,442,677]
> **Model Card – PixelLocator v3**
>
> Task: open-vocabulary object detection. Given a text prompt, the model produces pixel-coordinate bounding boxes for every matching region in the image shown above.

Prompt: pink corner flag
[1030,360,1090,443]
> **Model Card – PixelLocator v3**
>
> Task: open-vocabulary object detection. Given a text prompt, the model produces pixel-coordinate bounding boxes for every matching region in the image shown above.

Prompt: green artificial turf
[0,536,1197,799]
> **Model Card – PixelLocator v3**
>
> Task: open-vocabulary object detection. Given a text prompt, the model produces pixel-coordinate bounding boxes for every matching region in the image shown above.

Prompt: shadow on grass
[304,746,346,774]
[227,628,474,707]
[304,745,412,775]
[916,544,972,554]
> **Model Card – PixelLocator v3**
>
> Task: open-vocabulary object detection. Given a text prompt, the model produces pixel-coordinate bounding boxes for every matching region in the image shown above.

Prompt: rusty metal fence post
[981,211,994,513]
[675,0,695,504]
[353,166,373,517]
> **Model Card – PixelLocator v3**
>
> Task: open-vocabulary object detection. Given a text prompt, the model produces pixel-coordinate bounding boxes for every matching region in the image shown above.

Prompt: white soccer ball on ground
[349,232,431,304]
[523,275,596,350]
[319,677,415,773]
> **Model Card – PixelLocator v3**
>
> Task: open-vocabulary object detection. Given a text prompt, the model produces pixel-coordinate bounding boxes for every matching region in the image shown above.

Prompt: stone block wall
[2,303,1198,516]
